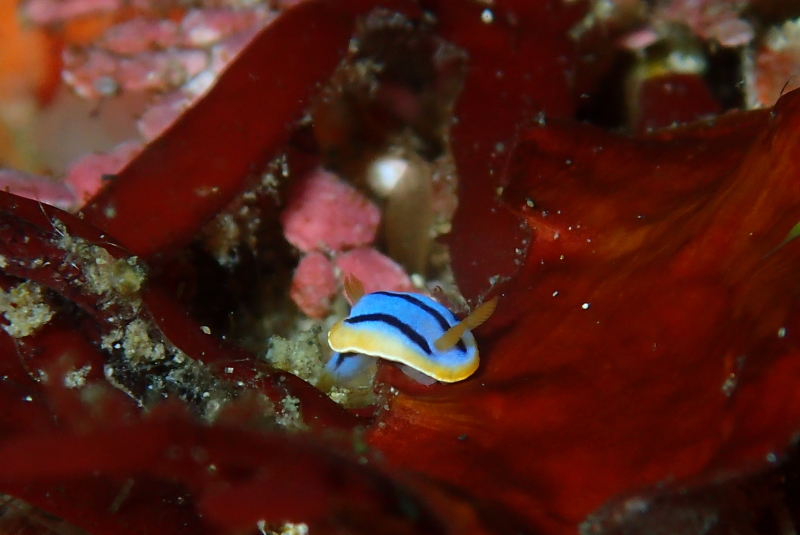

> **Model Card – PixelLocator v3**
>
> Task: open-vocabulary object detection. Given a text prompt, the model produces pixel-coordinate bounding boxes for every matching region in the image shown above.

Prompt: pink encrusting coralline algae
[0,169,75,211]
[3,1,280,209]
[334,248,417,298]
[21,0,120,25]
[0,141,142,211]
[289,252,338,319]
[63,141,143,205]
[281,167,415,319]
[280,168,381,253]
[61,5,276,141]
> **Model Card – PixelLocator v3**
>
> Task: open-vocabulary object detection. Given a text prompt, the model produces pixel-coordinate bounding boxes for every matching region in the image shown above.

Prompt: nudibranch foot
[397,363,439,386]
[318,351,376,391]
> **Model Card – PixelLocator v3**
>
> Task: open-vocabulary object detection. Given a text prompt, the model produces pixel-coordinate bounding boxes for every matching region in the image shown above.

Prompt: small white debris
[64,365,92,389]
[0,282,55,338]
[120,318,167,363]
[721,373,737,396]
[552,291,559,297]
[480,9,494,23]
[622,497,650,515]
[778,327,787,338]
[200,325,211,335]
[282,523,309,535]
[581,303,590,310]
[258,521,309,535]
[275,395,306,431]
[184,70,217,98]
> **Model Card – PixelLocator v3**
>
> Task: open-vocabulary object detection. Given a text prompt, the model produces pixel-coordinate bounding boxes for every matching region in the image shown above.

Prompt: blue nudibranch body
[326,276,498,384]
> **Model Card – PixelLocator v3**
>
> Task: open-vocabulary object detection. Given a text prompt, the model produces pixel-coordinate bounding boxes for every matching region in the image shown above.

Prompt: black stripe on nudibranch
[375,292,453,331]
[344,313,433,355]
[374,292,468,353]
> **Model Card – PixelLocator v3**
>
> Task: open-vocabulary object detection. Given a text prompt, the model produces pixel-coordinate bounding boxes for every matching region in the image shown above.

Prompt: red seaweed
[369,89,800,534]
[634,73,724,133]
[433,0,586,300]
[0,190,358,430]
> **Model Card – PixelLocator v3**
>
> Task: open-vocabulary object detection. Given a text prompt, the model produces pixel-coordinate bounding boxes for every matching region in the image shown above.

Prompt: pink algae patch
[99,18,179,55]
[280,168,380,253]
[63,141,143,205]
[334,247,415,298]
[21,0,118,25]
[0,141,140,212]
[179,8,267,47]
[290,251,338,319]
[0,169,75,210]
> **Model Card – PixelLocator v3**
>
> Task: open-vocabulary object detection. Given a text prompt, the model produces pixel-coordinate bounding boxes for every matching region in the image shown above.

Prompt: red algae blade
[369,90,800,535]
[432,0,586,300]
[80,0,359,257]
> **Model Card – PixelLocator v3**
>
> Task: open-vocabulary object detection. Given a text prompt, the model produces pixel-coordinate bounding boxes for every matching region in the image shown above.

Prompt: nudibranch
[325,276,498,384]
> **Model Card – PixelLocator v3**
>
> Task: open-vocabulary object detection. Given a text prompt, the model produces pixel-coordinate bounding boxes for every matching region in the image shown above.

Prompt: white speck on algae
[54,219,145,310]
[0,281,55,338]
[64,364,92,389]
[275,395,306,431]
